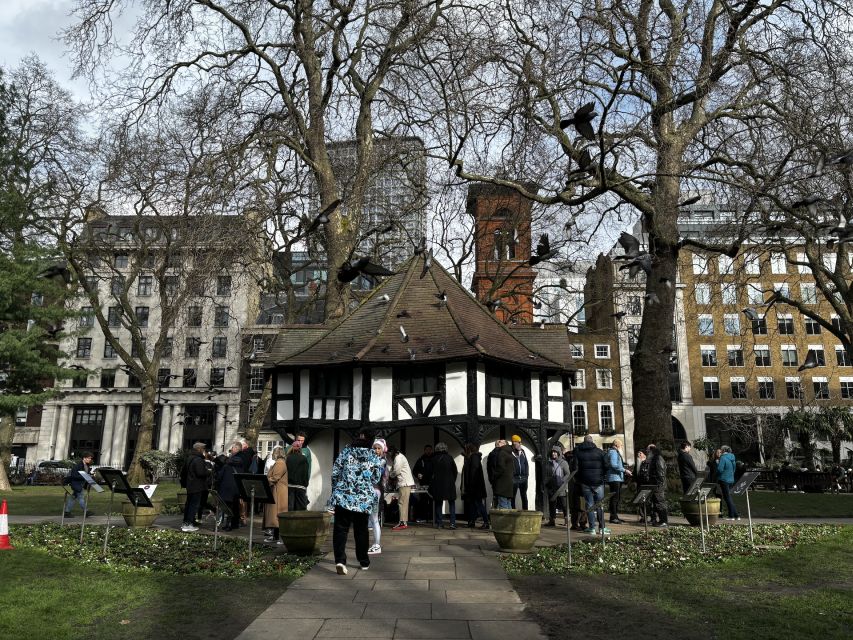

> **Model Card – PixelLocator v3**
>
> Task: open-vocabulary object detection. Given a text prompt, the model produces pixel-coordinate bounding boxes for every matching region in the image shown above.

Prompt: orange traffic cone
[0,499,14,550]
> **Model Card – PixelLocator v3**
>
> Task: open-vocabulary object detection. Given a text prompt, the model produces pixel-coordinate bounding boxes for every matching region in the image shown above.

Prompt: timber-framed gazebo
[264,254,576,512]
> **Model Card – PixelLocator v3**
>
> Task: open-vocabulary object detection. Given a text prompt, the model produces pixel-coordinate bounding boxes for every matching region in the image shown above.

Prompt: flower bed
[501,523,841,576]
[12,524,317,579]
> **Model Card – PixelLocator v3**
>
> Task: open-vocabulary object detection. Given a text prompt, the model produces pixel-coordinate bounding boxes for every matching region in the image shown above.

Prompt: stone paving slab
[394,619,471,639]
[431,603,527,620]
[236,618,324,640]
[405,569,457,580]
[257,603,367,619]
[354,589,448,604]
[429,579,515,591]
[316,619,397,638]
[468,621,548,640]
[372,579,431,591]
[444,590,522,604]
[362,603,433,619]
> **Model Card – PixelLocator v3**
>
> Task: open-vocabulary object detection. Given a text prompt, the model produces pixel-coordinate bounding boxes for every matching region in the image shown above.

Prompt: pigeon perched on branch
[798,349,819,372]
[559,102,598,141]
[528,234,558,266]
[337,257,394,283]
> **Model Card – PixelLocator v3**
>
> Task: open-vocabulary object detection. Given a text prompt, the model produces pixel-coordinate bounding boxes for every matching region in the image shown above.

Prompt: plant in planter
[490,509,543,553]
[278,511,332,555]
[121,497,165,528]
[679,495,721,526]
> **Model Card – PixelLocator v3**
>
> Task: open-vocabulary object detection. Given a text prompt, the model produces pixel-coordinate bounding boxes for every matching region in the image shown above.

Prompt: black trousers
[289,487,309,511]
[512,481,529,510]
[651,485,668,523]
[608,481,622,521]
[332,506,370,568]
[548,495,567,523]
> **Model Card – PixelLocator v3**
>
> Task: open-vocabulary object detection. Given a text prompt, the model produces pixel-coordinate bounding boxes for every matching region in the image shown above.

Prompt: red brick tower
[468,184,536,324]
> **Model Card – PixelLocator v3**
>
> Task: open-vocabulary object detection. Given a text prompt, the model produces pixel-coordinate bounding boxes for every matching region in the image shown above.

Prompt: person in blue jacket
[64,452,95,517]
[605,440,631,524]
[716,445,740,520]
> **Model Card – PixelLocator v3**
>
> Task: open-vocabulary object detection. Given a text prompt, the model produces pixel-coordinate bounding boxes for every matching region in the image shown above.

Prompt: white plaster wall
[352,369,363,421]
[276,372,293,394]
[445,363,467,415]
[369,367,393,421]
[305,429,334,511]
[530,375,540,419]
[299,370,310,418]
[476,365,486,415]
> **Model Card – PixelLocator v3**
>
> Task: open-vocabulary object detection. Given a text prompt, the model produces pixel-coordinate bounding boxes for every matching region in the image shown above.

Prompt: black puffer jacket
[462,452,488,500]
[574,441,606,486]
[430,451,458,501]
[184,451,211,493]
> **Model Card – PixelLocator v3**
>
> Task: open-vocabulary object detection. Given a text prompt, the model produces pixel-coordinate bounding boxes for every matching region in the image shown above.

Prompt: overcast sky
[0,0,91,98]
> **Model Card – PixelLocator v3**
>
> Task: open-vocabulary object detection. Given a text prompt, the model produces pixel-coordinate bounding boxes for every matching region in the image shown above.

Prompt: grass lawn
[513,526,853,640]
[733,490,853,518]
[0,548,292,640]
[0,484,181,516]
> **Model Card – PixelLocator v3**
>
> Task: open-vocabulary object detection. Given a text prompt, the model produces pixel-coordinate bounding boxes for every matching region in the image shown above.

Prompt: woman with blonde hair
[263,445,289,544]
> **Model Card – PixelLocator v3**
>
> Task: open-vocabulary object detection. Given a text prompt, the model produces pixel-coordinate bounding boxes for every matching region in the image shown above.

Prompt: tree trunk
[0,414,14,492]
[797,430,816,471]
[244,377,273,449]
[831,438,841,465]
[126,383,157,485]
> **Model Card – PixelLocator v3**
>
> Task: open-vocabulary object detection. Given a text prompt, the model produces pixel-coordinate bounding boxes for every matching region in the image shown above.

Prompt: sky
[0,0,91,99]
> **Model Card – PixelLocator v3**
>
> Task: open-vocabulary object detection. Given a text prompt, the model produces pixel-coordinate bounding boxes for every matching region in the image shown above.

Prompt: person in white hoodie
[387,444,415,530]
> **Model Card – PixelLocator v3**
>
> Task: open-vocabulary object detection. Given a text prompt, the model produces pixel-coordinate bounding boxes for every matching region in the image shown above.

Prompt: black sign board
[234,473,275,504]
[684,474,707,497]
[97,468,133,496]
[732,471,762,496]
[632,488,653,505]
[126,487,154,509]
[208,489,233,517]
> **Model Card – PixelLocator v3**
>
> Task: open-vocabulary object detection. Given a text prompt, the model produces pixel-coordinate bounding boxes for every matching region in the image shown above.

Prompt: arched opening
[672,416,687,443]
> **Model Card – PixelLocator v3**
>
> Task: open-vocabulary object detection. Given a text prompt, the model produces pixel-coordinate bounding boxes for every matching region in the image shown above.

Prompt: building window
[694,284,711,305]
[163,275,179,295]
[79,306,94,328]
[744,253,760,274]
[836,347,851,367]
[831,316,842,333]
[570,344,584,358]
[786,378,803,399]
[15,407,28,426]
[210,367,226,387]
[808,346,826,367]
[137,275,153,296]
[596,369,613,389]
[111,275,125,296]
[189,277,205,297]
[131,338,145,358]
[182,368,197,388]
[211,337,227,359]
[100,369,116,388]
[627,324,641,353]
[747,284,764,305]
[823,254,837,272]
[796,252,810,274]
[781,345,798,367]
[804,317,821,335]
[698,315,714,336]
[730,379,747,399]
[724,314,740,335]
[770,252,787,274]
[758,378,775,399]
[841,378,853,399]
[487,370,527,398]
[249,366,265,393]
[703,377,720,399]
[135,306,149,327]
[692,254,709,275]
[31,292,44,307]
[773,283,790,299]
[71,372,88,388]
[216,275,232,296]
[187,306,203,327]
[754,346,771,367]
[311,369,352,399]
[777,315,794,334]
[727,347,744,367]
[626,296,642,315]
[598,403,615,435]
[721,283,737,305]
[214,306,229,327]
[572,403,588,435]
[127,372,140,388]
[185,337,202,358]
[700,346,717,367]
[163,337,173,358]
[76,338,92,358]
[594,344,610,359]
[157,368,172,386]
[813,378,829,400]
[800,283,817,304]
[107,306,122,328]
[718,254,734,275]
[752,317,767,335]
[103,341,117,359]
[253,336,267,354]
[570,369,585,389]
[114,254,129,268]
[397,365,442,395]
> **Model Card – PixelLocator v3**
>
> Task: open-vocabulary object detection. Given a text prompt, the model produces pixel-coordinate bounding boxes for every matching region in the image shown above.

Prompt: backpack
[249,455,259,475]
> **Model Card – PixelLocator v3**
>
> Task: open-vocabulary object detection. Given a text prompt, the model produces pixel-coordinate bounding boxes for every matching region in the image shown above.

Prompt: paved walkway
[236,525,547,640]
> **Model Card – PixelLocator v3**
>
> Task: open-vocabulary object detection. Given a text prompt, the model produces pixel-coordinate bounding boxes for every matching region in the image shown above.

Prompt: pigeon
[644,292,660,305]
[791,195,821,216]
[381,344,390,353]
[337,256,394,283]
[813,155,826,177]
[435,291,447,307]
[679,194,702,207]
[407,348,417,361]
[742,307,760,322]
[826,149,853,168]
[611,311,627,320]
[438,343,447,353]
[528,233,558,266]
[659,346,676,354]
[377,294,390,304]
[533,300,542,310]
[68,364,86,370]
[798,349,819,372]
[399,325,409,343]
[559,102,598,141]
[659,277,672,289]
[414,236,427,255]
[329,352,338,360]
[397,310,411,318]
[615,232,642,260]
[420,248,433,279]
[38,264,73,284]
[307,199,342,233]
[468,334,480,344]
[486,299,502,312]
[424,345,433,354]
[618,254,653,278]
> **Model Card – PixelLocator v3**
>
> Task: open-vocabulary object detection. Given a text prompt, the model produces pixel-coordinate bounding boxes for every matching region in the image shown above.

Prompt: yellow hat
[511,435,522,442]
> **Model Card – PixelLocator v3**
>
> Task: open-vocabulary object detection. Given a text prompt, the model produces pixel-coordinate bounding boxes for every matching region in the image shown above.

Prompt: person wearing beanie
[544,446,571,526]
[510,435,530,510]
[368,439,388,554]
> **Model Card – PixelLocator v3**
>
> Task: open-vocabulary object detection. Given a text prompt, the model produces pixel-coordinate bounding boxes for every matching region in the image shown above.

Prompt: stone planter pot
[680,497,721,526]
[176,489,187,510]
[121,497,164,528]
[278,511,332,555]
[490,509,542,553]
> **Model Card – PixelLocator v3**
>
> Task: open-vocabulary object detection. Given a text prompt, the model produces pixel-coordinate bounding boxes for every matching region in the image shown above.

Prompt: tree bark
[0,414,14,492]
[244,377,273,449]
[126,383,157,485]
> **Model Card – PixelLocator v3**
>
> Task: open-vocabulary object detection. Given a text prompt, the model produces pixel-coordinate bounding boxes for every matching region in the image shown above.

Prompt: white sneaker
[368,544,382,555]
[335,563,348,575]
[264,536,276,543]
[276,539,284,545]
[181,524,199,532]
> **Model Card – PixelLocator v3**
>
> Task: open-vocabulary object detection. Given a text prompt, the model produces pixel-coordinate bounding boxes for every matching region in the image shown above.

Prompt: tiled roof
[266,256,574,371]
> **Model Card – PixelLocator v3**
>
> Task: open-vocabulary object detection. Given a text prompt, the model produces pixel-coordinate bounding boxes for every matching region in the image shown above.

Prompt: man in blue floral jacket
[329,431,383,575]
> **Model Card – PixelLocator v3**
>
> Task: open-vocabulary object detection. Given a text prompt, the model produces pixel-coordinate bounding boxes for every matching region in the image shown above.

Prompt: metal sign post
[732,471,762,545]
